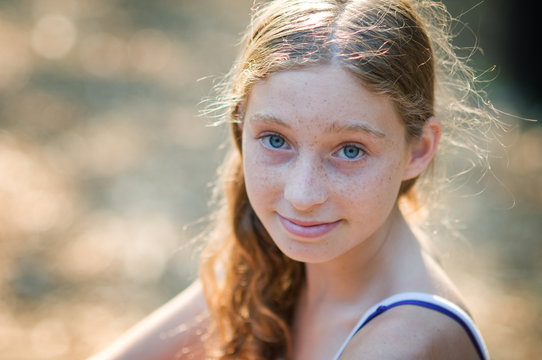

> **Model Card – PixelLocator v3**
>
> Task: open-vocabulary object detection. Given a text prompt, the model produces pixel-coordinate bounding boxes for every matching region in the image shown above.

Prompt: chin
[272,237,341,264]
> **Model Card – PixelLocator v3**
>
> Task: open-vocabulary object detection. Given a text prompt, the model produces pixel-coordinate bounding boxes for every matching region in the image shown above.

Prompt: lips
[278,214,341,239]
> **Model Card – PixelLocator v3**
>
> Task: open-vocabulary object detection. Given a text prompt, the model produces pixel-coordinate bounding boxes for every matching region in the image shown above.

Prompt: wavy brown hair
[200,0,500,358]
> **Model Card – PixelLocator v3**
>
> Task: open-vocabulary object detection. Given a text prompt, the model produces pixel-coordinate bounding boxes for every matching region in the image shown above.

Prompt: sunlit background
[0,1,540,359]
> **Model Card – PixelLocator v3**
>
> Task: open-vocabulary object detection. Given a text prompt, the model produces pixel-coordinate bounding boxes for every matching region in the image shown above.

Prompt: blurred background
[0,0,540,359]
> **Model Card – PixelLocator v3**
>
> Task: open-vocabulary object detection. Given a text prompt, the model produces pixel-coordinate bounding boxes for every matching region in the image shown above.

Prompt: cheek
[242,136,259,198]
[243,148,280,210]
[335,162,403,212]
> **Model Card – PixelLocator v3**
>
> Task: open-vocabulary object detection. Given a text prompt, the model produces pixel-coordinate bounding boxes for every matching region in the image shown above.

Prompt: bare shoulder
[339,304,480,360]
[89,281,208,360]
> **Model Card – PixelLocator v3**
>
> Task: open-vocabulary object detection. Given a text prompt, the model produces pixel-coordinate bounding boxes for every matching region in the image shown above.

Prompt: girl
[92,0,496,359]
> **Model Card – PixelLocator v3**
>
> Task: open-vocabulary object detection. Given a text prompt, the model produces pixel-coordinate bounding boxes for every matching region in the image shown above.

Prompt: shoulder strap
[332,292,490,360]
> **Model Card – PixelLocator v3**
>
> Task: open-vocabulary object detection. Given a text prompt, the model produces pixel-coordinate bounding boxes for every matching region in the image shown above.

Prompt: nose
[283,156,328,212]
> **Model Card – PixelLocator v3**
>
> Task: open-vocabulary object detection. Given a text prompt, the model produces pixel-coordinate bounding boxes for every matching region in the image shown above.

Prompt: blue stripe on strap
[354,300,486,360]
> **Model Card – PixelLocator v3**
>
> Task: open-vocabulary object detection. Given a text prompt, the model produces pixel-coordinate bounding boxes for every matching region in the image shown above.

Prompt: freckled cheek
[332,170,399,210]
[243,153,283,206]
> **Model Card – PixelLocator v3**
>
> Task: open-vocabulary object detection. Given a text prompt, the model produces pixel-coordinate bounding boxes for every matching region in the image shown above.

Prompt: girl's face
[242,65,419,264]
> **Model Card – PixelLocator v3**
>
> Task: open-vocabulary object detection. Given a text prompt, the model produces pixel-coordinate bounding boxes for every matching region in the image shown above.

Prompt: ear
[402,117,441,180]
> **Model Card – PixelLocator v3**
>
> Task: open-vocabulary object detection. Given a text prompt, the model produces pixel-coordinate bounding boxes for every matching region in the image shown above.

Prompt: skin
[242,64,420,265]
[91,64,480,359]
[87,281,207,360]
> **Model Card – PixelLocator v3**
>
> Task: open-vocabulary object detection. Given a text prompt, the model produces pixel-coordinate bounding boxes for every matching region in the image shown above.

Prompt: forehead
[244,65,403,135]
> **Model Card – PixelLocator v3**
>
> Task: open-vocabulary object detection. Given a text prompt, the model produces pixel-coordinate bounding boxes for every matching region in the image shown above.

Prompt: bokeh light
[31,14,77,59]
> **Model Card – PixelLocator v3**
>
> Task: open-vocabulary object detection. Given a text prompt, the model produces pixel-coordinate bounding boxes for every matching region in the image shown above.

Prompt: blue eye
[263,134,286,149]
[339,145,363,160]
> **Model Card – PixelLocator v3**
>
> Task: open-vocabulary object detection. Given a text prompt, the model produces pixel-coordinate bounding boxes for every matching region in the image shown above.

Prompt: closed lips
[278,214,341,238]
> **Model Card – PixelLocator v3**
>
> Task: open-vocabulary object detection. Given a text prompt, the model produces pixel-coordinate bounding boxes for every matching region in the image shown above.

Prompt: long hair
[200,1,500,358]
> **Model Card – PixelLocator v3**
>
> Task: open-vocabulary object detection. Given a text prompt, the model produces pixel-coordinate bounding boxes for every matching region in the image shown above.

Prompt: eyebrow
[328,122,386,138]
[248,113,386,138]
[249,113,291,128]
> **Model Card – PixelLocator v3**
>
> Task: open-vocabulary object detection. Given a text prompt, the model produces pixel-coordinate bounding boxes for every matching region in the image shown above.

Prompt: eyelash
[334,143,366,161]
[258,133,367,161]
[260,133,291,150]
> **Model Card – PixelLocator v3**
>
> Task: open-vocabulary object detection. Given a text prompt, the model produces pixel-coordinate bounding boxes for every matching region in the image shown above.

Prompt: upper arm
[339,305,480,360]
[89,281,208,360]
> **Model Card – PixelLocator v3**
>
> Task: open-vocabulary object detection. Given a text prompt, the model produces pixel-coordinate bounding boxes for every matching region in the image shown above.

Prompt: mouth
[277,214,341,239]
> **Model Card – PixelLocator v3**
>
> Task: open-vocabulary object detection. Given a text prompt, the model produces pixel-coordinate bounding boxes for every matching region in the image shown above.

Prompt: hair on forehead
[209,0,499,207]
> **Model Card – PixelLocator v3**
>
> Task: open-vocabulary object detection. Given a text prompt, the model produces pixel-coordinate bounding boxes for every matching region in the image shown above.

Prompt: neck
[302,206,421,308]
